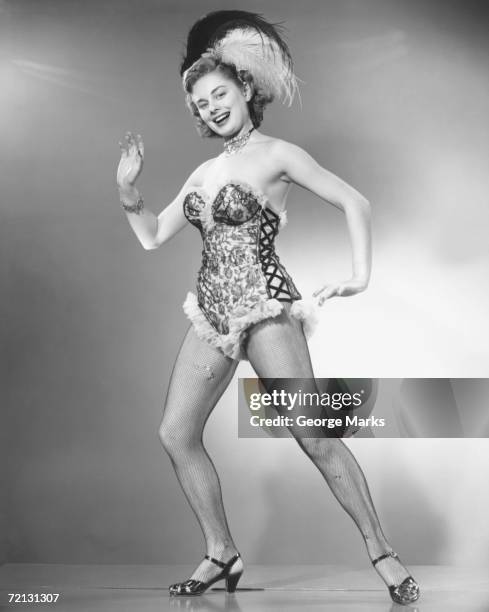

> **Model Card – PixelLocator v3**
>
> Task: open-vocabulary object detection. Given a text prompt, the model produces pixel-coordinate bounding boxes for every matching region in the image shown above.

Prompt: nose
[209,100,220,114]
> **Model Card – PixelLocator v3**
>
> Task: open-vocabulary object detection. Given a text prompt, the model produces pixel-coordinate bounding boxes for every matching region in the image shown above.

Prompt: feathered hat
[180,10,299,106]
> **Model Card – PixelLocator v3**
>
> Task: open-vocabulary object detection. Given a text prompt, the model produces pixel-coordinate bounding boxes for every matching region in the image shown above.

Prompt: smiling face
[190,69,253,139]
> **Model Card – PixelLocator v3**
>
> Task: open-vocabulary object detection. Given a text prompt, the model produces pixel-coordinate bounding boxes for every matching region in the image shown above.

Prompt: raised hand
[117,131,144,191]
[313,278,367,306]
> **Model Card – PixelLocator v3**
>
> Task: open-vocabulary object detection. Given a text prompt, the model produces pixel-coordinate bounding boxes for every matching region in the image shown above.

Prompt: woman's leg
[244,305,413,588]
[159,325,241,583]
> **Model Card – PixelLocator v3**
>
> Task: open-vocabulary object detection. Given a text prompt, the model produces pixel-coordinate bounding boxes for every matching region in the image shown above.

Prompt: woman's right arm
[117,131,211,250]
[118,172,200,250]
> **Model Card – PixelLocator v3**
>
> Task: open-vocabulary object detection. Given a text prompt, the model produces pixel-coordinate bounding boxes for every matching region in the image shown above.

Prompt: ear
[241,81,253,102]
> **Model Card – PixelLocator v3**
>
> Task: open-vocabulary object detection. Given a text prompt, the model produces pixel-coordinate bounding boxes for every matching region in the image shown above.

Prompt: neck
[222,125,255,156]
[224,121,254,143]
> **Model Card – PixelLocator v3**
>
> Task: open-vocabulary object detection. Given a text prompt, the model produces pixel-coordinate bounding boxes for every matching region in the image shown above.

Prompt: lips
[213,112,230,126]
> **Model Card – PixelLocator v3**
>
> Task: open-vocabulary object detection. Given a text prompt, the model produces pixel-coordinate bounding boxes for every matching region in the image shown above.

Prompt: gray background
[1,0,489,567]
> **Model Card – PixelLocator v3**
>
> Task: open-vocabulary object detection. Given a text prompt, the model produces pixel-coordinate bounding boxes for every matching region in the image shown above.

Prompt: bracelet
[120,193,144,215]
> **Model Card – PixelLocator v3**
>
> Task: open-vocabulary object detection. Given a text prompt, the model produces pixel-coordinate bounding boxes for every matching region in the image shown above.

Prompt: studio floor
[0,563,488,612]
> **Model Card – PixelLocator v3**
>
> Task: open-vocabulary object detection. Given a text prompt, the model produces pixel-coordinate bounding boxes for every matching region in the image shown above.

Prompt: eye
[197,102,208,110]
[216,91,226,98]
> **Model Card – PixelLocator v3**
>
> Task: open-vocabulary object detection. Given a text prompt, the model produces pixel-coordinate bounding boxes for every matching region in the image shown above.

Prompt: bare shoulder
[255,137,317,181]
[187,157,217,187]
[264,137,311,164]
[169,157,217,203]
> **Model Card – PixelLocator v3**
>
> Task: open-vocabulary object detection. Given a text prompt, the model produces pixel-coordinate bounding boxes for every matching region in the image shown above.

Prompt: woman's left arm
[274,140,371,305]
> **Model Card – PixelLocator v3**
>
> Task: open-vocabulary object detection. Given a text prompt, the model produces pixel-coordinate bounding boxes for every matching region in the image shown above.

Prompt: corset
[183,181,302,337]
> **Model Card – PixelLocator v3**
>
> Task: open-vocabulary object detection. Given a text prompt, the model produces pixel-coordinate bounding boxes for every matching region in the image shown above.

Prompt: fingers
[118,140,128,157]
[313,279,365,305]
[315,284,340,306]
[318,288,335,306]
[315,283,361,305]
[136,133,144,157]
[119,131,144,158]
[125,131,137,156]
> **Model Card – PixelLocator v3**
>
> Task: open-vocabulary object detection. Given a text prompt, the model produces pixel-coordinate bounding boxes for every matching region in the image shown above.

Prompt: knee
[158,421,197,456]
[158,422,180,454]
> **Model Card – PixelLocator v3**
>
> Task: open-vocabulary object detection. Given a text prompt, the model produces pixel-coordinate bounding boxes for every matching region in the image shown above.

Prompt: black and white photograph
[1,1,489,610]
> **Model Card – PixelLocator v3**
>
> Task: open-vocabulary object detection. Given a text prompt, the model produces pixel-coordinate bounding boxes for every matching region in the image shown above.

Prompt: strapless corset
[182,181,316,360]
[183,181,287,230]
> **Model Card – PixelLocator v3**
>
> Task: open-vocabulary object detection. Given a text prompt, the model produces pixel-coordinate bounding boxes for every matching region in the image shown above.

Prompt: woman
[116,10,419,606]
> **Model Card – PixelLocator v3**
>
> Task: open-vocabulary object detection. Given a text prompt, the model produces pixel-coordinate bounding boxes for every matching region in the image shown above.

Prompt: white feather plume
[212,27,299,106]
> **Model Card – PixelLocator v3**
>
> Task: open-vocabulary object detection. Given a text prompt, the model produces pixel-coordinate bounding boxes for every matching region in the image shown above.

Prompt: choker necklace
[223,127,255,156]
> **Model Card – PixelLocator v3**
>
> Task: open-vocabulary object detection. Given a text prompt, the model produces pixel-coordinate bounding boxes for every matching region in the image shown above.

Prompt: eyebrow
[195,85,226,103]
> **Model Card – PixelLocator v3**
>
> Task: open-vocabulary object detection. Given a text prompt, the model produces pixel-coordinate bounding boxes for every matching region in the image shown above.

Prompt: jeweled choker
[223,127,255,156]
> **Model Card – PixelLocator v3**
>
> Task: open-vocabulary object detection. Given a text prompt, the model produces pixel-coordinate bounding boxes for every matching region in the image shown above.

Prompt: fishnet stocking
[159,325,242,584]
[160,307,413,589]
[244,304,412,588]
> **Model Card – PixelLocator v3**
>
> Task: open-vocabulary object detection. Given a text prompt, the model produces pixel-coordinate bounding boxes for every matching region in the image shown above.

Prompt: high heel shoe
[169,552,243,596]
[371,551,420,605]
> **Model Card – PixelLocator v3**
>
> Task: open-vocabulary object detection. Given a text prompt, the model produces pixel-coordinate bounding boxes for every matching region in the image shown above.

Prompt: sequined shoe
[169,552,243,596]
[372,551,420,605]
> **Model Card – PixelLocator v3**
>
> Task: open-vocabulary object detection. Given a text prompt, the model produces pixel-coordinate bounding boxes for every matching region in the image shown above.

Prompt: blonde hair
[183,55,273,138]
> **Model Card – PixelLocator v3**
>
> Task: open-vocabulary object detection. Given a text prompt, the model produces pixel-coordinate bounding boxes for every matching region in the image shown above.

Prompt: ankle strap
[372,551,399,566]
[205,552,240,569]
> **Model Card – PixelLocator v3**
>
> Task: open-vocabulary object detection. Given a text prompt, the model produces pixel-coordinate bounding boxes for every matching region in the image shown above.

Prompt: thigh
[245,304,338,439]
[160,325,239,434]
[244,303,315,378]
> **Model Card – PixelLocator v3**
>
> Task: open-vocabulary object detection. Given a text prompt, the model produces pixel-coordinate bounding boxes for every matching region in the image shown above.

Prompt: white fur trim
[290,299,319,339]
[278,210,288,230]
[182,292,285,360]
[182,292,222,349]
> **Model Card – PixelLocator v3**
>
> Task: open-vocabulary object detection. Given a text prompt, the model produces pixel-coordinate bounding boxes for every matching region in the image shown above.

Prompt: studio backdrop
[1,0,489,569]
